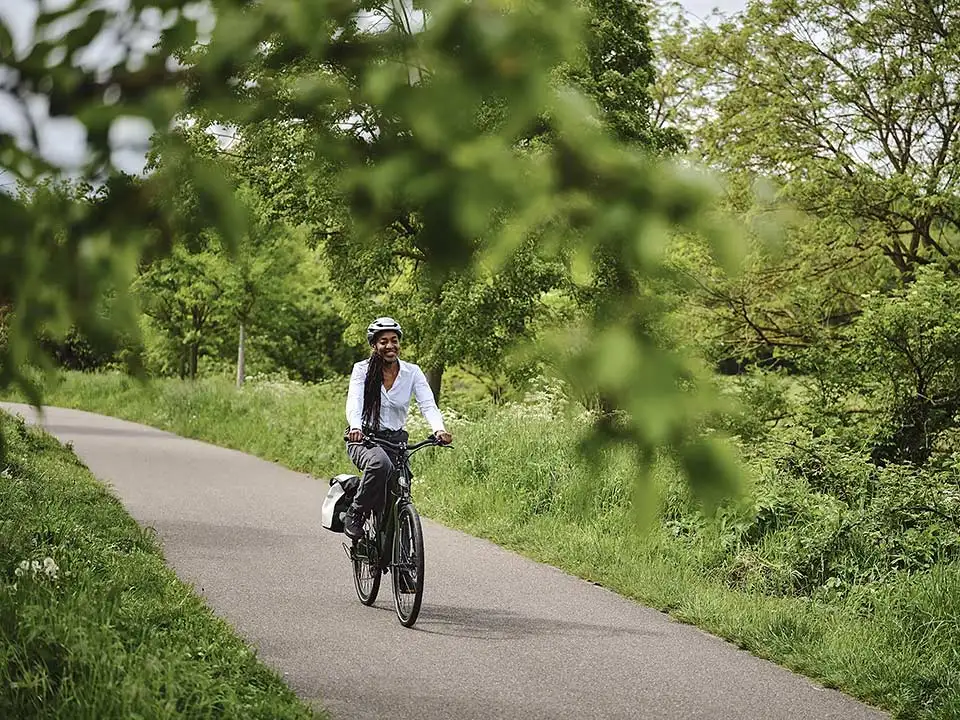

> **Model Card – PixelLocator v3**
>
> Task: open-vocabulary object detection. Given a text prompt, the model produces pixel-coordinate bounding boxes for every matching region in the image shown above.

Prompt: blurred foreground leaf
[0,0,745,509]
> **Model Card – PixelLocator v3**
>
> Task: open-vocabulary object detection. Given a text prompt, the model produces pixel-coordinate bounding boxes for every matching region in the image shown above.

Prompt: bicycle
[343,434,450,627]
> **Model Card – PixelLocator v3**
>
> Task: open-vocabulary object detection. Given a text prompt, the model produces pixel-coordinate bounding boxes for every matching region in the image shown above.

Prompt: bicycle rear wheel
[392,501,425,627]
[352,515,381,605]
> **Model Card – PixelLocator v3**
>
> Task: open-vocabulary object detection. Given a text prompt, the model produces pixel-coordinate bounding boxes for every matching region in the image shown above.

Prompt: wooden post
[236,322,246,387]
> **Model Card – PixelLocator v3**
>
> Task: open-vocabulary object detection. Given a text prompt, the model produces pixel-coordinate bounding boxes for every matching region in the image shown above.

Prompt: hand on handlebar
[345,429,452,450]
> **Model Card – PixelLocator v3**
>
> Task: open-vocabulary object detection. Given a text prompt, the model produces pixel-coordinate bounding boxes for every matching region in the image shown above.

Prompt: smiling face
[372,331,400,364]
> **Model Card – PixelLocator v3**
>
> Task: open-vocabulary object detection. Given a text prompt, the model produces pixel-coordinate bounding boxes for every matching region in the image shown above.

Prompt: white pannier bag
[321,473,360,533]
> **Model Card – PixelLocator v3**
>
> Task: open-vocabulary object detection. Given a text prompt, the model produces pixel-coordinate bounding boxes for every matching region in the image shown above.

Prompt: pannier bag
[321,474,360,533]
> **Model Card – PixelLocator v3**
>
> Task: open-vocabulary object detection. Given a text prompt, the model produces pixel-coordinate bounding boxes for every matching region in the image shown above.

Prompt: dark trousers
[345,430,406,516]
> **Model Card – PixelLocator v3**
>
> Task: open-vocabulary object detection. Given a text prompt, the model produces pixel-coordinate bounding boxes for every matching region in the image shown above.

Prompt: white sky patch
[0,89,31,145]
[38,116,88,168]
[73,26,128,74]
[109,115,153,174]
[183,2,215,31]
[0,0,39,59]
[208,122,240,151]
[357,0,426,35]
[681,0,744,21]
[23,94,89,169]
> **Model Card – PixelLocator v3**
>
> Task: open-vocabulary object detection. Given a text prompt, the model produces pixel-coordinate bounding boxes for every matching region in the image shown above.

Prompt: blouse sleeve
[412,366,445,433]
[345,362,365,430]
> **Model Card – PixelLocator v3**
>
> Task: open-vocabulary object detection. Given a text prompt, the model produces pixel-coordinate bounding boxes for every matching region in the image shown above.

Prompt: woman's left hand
[434,430,452,445]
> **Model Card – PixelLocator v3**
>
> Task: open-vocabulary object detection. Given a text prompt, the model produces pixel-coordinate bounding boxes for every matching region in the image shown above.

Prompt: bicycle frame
[361,436,442,572]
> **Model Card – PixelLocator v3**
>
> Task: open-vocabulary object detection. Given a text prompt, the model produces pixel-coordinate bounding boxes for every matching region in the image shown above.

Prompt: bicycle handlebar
[344,433,453,453]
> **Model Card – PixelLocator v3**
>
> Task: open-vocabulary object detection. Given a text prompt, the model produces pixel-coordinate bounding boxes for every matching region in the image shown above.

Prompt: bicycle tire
[353,515,381,605]
[392,501,425,627]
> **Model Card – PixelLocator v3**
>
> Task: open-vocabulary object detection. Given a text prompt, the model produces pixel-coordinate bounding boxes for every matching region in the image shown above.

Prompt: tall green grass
[8,370,960,718]
[0,409,324,720]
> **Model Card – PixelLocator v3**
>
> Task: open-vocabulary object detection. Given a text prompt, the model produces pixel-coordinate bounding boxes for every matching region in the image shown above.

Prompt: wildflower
[13,557,60,581]
[43,557,59,580]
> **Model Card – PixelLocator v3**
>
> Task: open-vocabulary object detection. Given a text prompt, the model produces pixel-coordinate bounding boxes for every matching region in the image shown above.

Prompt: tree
[649,0,960,364]
[251,273,360,382]
[223,189,306,386]
[801,267,960,466]
[323,231,562,400]
[229,0,684,402]
[678,0,960,276]
[136,239,231,379]
[223,21,567,402]
[0,179,148,397]
[0,0,743,504]
[0,1,241,411]
[572,0,685,152]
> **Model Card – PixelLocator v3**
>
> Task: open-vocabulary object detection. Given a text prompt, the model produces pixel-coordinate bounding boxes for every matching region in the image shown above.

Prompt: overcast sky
[0,0,746,186]
[679,0,741,21]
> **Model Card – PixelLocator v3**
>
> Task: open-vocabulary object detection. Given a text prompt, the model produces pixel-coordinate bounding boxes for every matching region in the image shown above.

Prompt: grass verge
[0,409,324,720]
[5,370,960,718]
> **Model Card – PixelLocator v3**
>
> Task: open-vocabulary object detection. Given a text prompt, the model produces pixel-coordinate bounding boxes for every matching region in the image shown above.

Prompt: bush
[710,434,960,597]
[803,267,960,465]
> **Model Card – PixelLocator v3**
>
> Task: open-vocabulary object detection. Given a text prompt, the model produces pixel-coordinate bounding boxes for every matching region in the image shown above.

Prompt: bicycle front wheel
[392,501,425,627]
[353,515,381,606]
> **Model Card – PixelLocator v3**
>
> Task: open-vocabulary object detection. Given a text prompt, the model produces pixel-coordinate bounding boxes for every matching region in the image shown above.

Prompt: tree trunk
[0,304,9,352]
[189,343,199,380]
[390,0,422,82]
[236,322,246,388]
[426,364,444,405]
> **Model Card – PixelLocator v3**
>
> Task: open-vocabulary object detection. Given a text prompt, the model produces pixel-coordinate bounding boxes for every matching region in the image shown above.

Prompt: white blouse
[345,359,445,433]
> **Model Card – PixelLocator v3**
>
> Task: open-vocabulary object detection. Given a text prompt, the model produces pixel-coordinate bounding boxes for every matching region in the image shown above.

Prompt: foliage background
[3,0,960,715]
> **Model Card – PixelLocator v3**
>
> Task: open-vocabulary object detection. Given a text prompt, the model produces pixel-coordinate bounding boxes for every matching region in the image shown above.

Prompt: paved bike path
[2,403,886,720]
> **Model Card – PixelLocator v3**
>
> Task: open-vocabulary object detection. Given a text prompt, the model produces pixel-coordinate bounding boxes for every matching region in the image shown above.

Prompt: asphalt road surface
[2,403,887,720]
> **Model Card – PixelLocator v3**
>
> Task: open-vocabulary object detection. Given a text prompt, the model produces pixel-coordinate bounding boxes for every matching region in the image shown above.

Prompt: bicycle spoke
[352,515,381,605]
[392,503,424,627]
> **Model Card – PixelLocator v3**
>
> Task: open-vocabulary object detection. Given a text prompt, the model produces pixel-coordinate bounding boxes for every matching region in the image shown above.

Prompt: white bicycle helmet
[366,317,403,345]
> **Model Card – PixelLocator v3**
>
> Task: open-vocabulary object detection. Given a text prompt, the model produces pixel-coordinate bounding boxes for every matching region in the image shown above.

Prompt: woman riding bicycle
[343,316,452,540]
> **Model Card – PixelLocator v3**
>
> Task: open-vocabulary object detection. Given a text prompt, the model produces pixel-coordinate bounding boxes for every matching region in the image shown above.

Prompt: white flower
[13,557,60,582]
[43,557,59,580]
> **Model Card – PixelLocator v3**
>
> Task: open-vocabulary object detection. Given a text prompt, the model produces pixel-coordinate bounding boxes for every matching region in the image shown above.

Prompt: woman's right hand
[347,428,364,443]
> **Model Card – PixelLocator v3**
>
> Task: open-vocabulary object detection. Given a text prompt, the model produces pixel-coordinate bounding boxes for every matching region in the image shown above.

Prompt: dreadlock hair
[361,349,385,432]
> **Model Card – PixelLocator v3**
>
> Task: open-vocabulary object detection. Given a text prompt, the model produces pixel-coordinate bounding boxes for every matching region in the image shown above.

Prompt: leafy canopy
[653,0,960,361]
[1,0,744,503]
